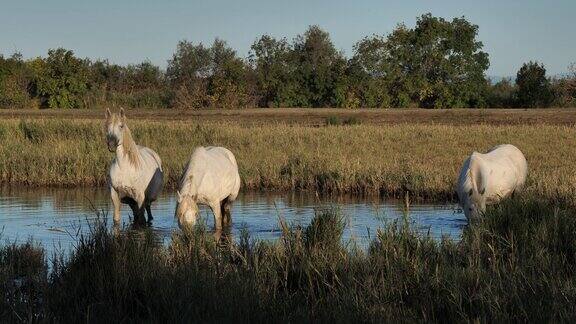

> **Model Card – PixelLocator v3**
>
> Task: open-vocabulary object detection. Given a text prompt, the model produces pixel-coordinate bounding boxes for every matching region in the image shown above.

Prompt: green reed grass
[0,119,575,203]
[2,198,576,322]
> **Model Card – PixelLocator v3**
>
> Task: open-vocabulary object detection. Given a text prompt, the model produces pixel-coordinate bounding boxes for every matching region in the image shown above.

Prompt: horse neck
[468,154,487,193]
[117,126,141,168]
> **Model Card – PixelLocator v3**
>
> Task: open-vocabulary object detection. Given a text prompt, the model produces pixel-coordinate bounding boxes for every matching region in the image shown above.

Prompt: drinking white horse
[105,108,163,225]
[457,144,528,220]
[175,146,241,230]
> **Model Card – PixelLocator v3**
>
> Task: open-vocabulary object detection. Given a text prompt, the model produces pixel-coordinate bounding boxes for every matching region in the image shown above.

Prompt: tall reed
[2,197,576,322]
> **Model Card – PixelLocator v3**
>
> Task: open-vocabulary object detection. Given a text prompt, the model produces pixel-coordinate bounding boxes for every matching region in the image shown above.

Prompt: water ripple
[0,187,466,255]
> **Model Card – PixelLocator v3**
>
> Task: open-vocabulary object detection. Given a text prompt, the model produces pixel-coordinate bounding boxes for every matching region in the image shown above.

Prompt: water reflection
[0,186,467,256]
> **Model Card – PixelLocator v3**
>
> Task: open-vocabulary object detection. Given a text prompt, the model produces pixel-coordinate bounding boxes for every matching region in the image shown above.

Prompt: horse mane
[121,125,141,168]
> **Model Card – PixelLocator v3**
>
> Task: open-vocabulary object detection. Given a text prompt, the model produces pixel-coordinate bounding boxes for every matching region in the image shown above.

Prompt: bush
[0,241,47,322]
[32,48,90,109]
[486,78,516,108]
[515,61,553,108]
[551,63,576,107]
[0,53,33,109]
[167,39,256,109]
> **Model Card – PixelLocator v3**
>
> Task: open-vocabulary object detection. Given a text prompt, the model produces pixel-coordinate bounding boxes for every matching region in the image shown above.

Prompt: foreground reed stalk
[2,197,576,322]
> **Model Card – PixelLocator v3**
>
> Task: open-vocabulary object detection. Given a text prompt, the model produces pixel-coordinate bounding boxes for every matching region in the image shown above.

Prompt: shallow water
[0,187,466,255]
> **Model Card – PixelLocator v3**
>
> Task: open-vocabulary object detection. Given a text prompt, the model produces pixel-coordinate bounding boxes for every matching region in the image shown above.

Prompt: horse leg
[138,207,147,225]
[110,187,121,225]
[127,201,138,223]
[220,198,229,227]
[145,203,154,223]
[224,202,232,225]
[134,195,148,225]
[210,201,223,231]
[221,197,232,227]
[128,200,145,226]
[135,206,146,225]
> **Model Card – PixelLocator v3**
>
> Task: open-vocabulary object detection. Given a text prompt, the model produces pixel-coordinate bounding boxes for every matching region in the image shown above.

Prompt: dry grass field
[1,108,576,126]
[0,113,574,203]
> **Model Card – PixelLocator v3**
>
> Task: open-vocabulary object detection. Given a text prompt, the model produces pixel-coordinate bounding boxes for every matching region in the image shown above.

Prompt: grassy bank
[2,198,576,322]
[1,119,575,202]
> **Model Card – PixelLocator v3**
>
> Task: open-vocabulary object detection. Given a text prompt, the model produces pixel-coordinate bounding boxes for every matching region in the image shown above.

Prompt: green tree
[350,35,393,107]
[167,40,212,108]
[119,62,168,108]
[166,40,212,85]
[413,14,489,108]
[249,35,295,107]
[32,48,90,108]
[569,63,576,105]
[0,53,33,108]
[89,60,123,91]
[549,63,576,108]
[486,78,516,107]
[208,38,255,108]
[292,25,348,107]
[515,61,553,108]
[123,61,163,90]
[353,14,490,108]
[564,63,575,106]
[86,60,169,108]
[167,39,254,108]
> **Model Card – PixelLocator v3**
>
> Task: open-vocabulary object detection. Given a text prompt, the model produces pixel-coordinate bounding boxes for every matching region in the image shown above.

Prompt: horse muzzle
[107,140,118,152]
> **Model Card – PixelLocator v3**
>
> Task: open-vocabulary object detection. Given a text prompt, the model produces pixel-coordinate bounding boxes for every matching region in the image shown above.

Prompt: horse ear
[176,190,182,202]
[119,107,126,119]
[105,108,111,119]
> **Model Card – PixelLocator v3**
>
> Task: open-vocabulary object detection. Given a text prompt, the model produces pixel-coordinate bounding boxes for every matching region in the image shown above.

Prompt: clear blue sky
[1,0,574,77]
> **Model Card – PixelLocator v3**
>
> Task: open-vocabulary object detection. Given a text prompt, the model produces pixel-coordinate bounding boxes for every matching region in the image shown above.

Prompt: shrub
[0,53,33,109]
[515,61,553,108]
[32,48,90,109]
[0,241,47,322]
[486,78,516,108]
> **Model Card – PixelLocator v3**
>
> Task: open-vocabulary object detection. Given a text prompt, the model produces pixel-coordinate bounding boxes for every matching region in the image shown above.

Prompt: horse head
[105,108,127,152]
[175,191,199,228]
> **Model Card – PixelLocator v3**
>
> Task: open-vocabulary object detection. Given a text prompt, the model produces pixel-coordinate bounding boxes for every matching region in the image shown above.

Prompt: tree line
[0,14,574,109]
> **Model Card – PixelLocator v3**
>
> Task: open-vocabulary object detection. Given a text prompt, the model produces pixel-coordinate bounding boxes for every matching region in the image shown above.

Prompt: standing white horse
[175,146,241,230]
[105,108,163,225]
[457,144,528,220]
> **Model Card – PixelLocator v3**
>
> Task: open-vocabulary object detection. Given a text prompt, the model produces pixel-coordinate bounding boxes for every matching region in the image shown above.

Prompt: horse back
[182,146,240,200]
[138,145,163,171]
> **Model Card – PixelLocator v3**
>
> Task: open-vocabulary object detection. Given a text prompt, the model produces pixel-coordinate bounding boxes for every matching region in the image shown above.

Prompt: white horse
[457,144,528,220]
[105,108,163,225]
[175,146,241,230]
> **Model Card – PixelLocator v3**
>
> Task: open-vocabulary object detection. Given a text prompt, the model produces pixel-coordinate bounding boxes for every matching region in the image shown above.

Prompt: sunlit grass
[0,119,575,203]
